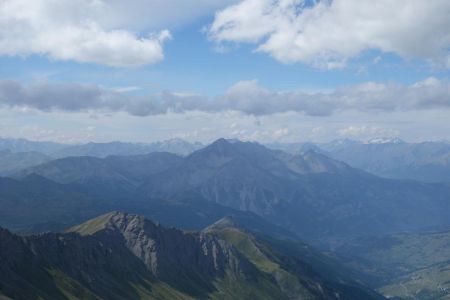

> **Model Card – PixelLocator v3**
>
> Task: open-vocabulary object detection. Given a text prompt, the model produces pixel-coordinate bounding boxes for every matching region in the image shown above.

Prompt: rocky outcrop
[0,212,258,299]
[69,212,255,284]
[0,212,385,300]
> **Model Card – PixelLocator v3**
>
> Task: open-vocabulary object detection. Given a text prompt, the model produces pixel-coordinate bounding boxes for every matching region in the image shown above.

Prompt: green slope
[0,213,290,300]
[0,212,384,300]
[204,216,385,300]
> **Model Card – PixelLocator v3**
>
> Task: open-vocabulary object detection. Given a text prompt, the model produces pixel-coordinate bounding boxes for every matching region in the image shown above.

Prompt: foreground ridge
[0,211,384,300]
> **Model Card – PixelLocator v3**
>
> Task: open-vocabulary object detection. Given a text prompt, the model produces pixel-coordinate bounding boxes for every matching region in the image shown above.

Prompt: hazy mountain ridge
[6,136,450,183]
[16,152,183,197]
[2,172,300,237]
[14,138,450,242]
[0,138,66,155]
[269,139,450,183]
[139,139,450,240]
[0,174,121,233]
[0,137,202,158]
[52,139,203,158]
[0,149,51,176]
[0,212,384,300]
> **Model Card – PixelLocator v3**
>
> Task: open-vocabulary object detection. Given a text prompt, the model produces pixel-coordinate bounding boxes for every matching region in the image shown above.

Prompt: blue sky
[1,20,444,96]
[0,0,449,143]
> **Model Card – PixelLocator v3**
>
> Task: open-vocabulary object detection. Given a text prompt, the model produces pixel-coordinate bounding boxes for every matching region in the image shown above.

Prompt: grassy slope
[46,264,286,300]
[3,213,285,300]
[39,268,196,300]
[206,219,386,300]
[208,226,322,299]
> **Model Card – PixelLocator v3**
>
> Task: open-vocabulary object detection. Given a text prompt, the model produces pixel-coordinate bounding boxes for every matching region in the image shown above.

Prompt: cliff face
[68,212,255,287]
[0,212,384,300]
[0,212,264,300]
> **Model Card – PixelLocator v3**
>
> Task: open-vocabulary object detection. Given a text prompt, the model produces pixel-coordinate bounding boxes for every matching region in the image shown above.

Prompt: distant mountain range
[0,211,384,300]
[16,152,183,197]
[0,149,51,176]
[53,139,203,158]
[0,137,203,158]
[10,138,450,243]
[268,138,450,183]
[0,137,66,154]
[0,137,203,175]
[4,136,450,183]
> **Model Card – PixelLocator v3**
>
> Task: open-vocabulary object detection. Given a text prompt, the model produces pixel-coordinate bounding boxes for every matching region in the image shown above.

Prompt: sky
[0,0,449,144]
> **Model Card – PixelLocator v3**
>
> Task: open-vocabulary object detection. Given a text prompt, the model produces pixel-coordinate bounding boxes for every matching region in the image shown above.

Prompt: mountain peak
[283,149,354,175]
[211,137,232,146]
[68,211,155,236]
[205,213,300,241]
[205,215,239,232]
[189,138,236,158]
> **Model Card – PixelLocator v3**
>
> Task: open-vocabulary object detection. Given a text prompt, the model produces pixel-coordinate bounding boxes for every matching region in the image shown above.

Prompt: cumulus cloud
[0,77,449,116]
[208,0,450,68]
[215,78,450,116]
[0,80,206,115]
[0,0,237,67]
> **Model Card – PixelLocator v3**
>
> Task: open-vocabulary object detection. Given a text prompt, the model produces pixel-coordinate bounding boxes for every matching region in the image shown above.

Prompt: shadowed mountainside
[14,139,450,242]
[0,212,384,300]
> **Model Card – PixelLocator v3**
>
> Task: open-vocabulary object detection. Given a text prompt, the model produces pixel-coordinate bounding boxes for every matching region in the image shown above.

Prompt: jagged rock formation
[0,212,384,300]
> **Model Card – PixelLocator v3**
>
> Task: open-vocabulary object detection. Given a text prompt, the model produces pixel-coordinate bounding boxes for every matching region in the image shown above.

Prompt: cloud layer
[0,77,449,117]
[208,0,450,68]
[0,0,236,67]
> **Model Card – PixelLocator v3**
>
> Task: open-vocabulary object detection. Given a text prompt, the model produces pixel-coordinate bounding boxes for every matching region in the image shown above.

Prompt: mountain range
[4,136,450,183]
[0,137,202,158]
[0,138,65,154]
[9,138,450,244]
[0,212,384,300]
[53,139,203,158]
[0,150,51,176]
[0,138,202,176]
[269,138,450,183]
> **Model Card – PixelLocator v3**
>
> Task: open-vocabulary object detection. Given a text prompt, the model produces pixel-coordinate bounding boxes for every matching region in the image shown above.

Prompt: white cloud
[2,106,450,143]
[112,86,142,93]
[1,77,450,117]
[337,125,400,140]
[272,128,290,139]
[208,0,450,69]
[96,0,239,31]
[0,0,236,67]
